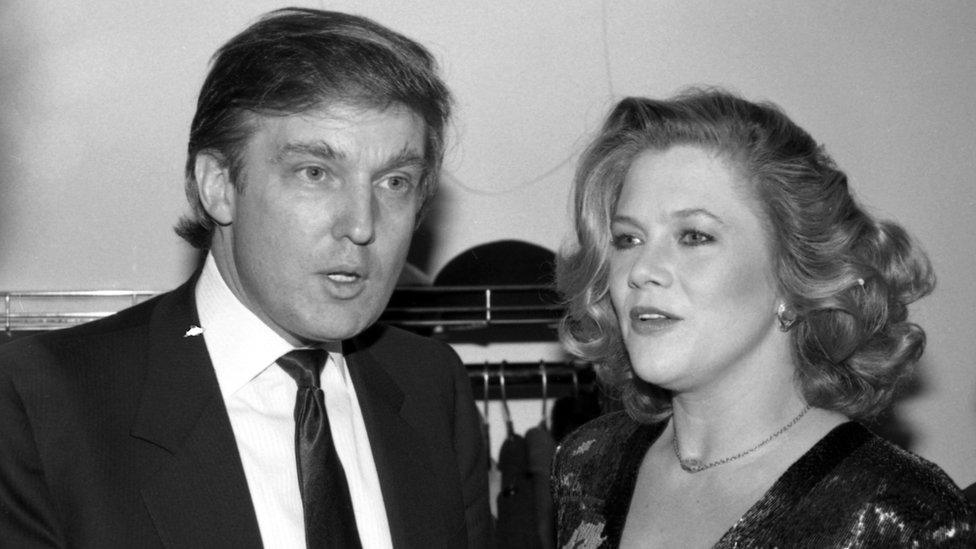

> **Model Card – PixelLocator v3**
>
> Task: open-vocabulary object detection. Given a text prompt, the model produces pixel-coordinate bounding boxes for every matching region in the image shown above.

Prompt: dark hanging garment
[495,428,542,549]
[525,422,555,549]
[550,384,604,444]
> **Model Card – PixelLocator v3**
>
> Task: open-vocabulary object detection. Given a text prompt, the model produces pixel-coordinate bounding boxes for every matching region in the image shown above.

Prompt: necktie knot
[278,349,328,388]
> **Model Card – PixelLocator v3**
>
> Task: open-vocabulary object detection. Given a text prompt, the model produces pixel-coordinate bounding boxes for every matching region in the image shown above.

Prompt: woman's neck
[669,387,810,463]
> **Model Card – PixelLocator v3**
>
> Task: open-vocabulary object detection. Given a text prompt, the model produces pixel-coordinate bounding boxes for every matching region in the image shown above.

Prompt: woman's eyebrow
[672,207,724,225]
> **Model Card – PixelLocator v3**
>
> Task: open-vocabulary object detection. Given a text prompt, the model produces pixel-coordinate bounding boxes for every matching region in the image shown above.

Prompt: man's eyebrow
[274,142,425,171]
[275,141,344,162]
[382,145,426,171]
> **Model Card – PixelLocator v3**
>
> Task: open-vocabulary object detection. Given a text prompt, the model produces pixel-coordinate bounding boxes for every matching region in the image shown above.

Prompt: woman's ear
[194,152,235,225]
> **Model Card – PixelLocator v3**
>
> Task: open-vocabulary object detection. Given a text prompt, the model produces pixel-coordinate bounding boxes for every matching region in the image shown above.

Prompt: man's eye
[381,175,415,192]
[611,234,641,250]
[679,230,714,246]
[299,166,328,181]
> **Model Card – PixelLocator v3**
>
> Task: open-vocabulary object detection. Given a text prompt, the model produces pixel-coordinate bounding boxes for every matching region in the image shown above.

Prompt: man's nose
[332,183,376,245]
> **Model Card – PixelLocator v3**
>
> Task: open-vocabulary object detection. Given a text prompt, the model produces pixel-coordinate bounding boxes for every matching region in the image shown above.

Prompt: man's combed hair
[175,8,452,249]
[557,88,934,423]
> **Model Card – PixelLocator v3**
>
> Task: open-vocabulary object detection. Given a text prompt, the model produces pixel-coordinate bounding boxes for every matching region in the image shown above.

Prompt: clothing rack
[467,361,596,401]
[380,285,562,328]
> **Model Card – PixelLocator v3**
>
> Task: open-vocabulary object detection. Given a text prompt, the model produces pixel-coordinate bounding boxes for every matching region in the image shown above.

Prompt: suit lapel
[130,280,262,548]
[346,336,459,548]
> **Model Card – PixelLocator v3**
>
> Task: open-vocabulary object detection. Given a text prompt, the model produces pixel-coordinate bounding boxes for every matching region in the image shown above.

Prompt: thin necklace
[671,404,812,473]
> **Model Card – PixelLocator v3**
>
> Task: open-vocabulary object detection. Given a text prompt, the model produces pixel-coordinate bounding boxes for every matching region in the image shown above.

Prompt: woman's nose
[627,243,673,289]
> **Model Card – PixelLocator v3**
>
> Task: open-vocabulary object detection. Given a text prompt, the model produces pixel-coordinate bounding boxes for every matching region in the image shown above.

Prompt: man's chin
[291,315,378,344]
[271,294,389,344]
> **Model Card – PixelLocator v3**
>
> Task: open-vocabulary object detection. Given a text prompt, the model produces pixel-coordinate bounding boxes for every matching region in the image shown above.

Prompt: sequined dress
[552,411,976,548]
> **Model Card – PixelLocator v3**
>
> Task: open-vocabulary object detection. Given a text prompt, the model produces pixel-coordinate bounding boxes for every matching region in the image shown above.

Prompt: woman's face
[608,145,786,394]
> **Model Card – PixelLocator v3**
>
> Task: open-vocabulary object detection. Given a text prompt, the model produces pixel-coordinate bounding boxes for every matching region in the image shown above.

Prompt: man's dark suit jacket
[0,279,491,548]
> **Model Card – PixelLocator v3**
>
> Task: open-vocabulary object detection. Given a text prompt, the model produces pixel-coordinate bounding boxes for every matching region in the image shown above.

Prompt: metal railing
[2,285,563,333]
[2,290,159,332]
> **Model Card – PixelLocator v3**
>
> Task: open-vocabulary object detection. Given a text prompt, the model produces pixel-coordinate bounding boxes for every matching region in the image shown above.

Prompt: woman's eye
[679,230,714,246]
[611,234,642,249]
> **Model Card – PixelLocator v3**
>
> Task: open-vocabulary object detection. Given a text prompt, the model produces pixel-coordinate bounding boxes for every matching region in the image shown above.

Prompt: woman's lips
[628,306,682,334]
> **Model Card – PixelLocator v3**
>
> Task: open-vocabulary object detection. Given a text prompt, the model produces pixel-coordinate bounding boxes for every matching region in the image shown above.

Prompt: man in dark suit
[0,8,490,548]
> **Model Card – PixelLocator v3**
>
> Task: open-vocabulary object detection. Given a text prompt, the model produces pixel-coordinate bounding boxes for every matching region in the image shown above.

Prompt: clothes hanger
[539,360,549,430]
[482,361,490,421]
[482,361,492,466]
[500,360,514,438]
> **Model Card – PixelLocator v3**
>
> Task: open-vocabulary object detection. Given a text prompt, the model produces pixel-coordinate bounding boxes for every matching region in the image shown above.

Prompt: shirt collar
[195,254,295,399]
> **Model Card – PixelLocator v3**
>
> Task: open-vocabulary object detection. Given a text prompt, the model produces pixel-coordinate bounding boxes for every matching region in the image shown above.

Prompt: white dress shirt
[195,254,393,549]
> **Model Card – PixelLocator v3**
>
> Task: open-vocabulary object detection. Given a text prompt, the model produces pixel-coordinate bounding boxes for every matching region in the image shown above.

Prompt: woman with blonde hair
[552,89,975,547]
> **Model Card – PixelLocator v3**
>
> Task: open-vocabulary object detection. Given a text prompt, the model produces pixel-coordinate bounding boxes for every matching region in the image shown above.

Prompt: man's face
[205,103,426,345]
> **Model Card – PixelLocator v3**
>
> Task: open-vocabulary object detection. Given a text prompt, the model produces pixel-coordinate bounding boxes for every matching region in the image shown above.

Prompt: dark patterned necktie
[278,349,362,549]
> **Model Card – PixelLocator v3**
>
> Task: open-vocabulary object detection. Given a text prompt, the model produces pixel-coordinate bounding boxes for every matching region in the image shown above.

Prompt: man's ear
[195,151,236,225]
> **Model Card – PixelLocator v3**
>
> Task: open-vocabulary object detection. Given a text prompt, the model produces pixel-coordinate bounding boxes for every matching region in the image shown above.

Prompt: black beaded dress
[552,411,976,548]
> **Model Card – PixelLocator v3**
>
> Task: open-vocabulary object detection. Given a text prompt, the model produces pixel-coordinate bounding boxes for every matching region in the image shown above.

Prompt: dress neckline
[603,420,872,548]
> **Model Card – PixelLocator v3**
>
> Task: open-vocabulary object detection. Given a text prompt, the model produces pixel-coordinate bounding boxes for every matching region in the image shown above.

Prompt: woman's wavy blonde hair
[557,88,934,423]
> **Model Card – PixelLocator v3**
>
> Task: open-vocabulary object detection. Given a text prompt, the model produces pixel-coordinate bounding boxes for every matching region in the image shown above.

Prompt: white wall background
[1,1,974,487]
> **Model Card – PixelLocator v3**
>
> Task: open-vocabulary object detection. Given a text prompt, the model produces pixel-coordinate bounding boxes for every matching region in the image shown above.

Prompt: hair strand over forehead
[175,8,452,249]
